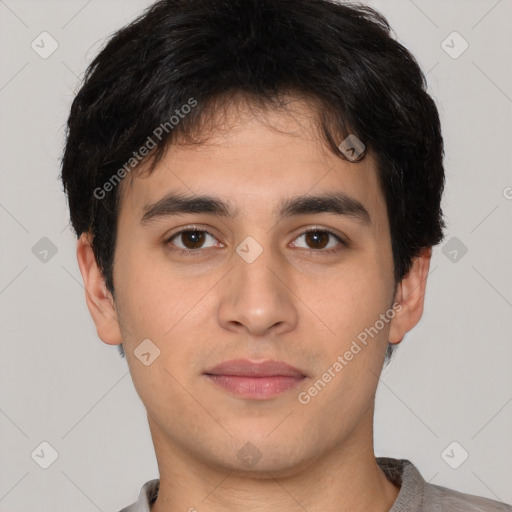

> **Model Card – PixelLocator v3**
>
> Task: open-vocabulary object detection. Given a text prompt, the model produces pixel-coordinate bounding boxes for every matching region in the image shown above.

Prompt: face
[79,97,425,476]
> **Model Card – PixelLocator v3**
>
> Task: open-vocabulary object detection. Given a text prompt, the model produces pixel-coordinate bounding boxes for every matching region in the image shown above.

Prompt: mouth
[204,359,307,400]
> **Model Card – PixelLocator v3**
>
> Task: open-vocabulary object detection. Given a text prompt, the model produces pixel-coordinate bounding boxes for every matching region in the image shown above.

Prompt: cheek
[307,262,393,342]
[297,269,391,419]
[113,246,190,336]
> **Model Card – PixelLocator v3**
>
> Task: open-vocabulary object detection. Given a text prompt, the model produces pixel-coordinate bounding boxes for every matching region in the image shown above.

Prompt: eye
[164,226,347,256]
[166,227,222,254]
[290,228,346,254]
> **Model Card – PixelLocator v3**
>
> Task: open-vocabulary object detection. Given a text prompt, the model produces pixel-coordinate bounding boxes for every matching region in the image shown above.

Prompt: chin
[206,433,314,477]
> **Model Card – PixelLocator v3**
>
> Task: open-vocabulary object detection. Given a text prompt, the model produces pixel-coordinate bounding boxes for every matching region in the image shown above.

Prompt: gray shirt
[119,457,512,511]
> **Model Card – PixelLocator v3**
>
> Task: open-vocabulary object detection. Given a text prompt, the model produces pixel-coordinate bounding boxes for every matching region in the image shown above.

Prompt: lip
[204,359,306,400]
[205,359,306,378]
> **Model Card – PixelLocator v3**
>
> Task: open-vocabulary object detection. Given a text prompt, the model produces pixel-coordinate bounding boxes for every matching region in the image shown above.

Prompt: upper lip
[204,359,306,378]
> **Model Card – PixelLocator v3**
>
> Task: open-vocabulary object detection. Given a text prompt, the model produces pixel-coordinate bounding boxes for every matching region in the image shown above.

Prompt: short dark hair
[61,0,445,359]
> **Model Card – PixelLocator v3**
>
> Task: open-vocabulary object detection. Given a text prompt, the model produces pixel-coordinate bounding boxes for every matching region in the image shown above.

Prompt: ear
[76,232,123,346]
[388,247,432,345]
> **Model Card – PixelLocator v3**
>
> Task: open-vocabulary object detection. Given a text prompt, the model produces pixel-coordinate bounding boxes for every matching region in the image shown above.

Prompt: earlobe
[76,232,123,346]
[388,247,432,345]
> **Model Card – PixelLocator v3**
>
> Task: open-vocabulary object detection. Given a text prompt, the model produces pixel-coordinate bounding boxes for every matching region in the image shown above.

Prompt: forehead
[118,97,387,229]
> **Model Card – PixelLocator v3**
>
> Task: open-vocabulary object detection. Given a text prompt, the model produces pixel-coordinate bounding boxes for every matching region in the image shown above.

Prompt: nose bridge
[217,233,298,335]
[234,234,284,300]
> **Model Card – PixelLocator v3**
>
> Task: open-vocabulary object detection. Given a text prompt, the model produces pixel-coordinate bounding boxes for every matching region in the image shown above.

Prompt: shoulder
[377,457,512,512]
[118,479,160,512]
[423,482,512,512]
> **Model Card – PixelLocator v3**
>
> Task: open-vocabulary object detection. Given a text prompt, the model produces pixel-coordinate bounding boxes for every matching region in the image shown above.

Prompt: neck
[149,411,400,512]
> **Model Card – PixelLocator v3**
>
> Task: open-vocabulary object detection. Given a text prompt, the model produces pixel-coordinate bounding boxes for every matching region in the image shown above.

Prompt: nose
[217,244,299,337]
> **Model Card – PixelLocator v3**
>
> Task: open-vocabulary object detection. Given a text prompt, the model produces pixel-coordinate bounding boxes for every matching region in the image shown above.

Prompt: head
[61,0,444,474]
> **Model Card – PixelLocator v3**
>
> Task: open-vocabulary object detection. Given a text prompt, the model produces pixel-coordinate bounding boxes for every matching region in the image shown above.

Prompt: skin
[77,96,431,512]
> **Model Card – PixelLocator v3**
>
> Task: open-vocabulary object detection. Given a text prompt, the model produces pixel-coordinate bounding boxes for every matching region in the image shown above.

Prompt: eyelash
[164,226,347,257]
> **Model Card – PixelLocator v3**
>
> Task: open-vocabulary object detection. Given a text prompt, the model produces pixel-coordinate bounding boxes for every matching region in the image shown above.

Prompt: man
[60,0,512,510]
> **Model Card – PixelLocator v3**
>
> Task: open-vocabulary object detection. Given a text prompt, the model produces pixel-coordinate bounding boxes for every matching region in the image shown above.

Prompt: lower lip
[205,375,305,400]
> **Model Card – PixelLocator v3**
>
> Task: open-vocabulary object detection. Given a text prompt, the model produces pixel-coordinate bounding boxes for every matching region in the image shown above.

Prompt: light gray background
[0,0,511,511]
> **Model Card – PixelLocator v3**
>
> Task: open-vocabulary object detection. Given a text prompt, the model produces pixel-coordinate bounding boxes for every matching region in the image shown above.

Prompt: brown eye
[180,230,206,249]
[291,229,346,253]
[167,229,219,251]
[304,230,330,249]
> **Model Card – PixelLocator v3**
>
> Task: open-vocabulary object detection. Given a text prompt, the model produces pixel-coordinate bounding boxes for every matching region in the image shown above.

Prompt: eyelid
[298,226,348,244]
[165,225,223,248]
[291,226,348,253]
[165,224,217,238]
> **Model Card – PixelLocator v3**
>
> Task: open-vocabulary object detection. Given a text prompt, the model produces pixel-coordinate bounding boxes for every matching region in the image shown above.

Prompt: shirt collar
[120,479,159,512]
[124,458,424,511]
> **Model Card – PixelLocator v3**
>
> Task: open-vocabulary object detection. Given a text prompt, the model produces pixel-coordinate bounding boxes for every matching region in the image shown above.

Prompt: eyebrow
[140,191,371,226]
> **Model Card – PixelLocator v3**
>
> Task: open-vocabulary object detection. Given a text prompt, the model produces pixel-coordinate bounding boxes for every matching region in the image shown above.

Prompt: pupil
[306,231,327,249]
[184,231,205,249]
